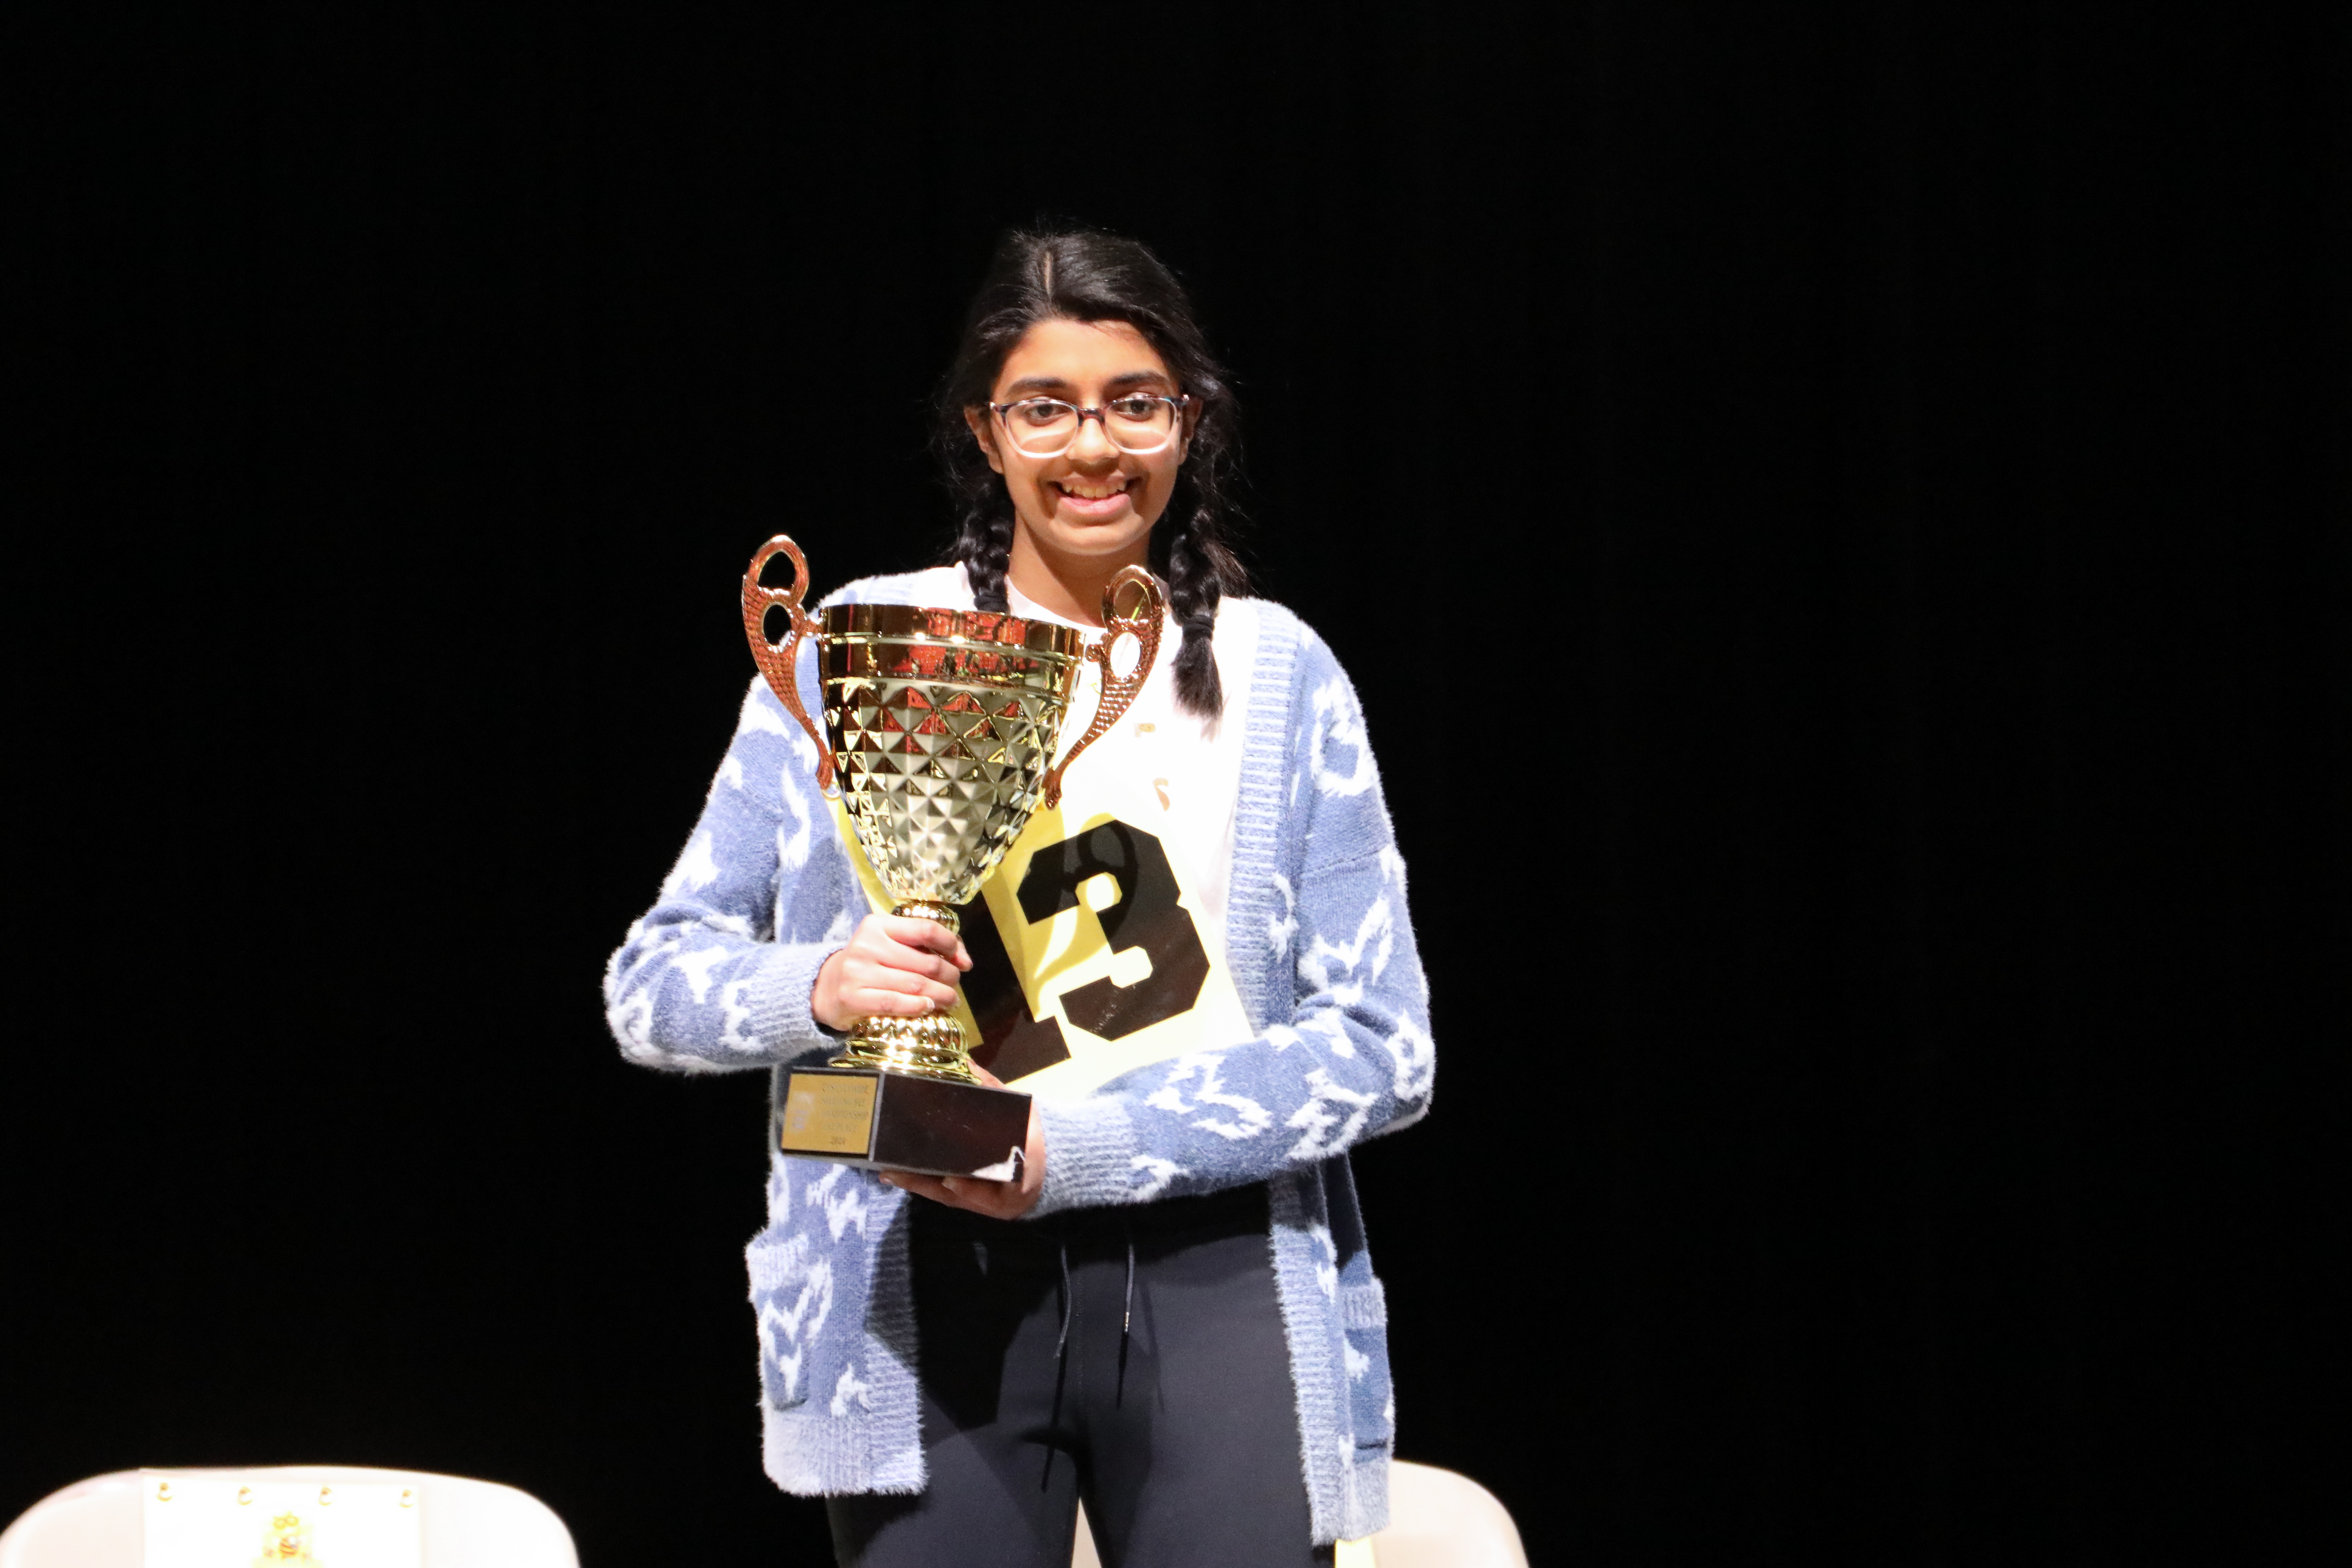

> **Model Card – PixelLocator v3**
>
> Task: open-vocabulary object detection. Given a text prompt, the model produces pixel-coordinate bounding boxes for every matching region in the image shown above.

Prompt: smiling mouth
[1053,477,1133,503]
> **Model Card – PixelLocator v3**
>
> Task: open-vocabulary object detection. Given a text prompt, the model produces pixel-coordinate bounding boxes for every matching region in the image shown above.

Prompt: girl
[606,229,1434,1567]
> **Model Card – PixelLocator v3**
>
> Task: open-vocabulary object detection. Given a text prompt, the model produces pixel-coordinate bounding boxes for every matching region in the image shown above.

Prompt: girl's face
[965,317,1192,577]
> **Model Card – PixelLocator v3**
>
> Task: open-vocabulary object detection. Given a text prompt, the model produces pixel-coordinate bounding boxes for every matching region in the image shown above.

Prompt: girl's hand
[880,1065,1047,1220]
[811,914,971,1032]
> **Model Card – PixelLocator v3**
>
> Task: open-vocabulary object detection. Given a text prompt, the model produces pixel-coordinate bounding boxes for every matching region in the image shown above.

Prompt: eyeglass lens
[1003,397,1178,456]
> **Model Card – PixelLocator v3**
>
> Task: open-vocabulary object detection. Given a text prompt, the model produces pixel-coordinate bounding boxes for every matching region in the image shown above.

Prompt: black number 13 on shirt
[957,819,1213,1083]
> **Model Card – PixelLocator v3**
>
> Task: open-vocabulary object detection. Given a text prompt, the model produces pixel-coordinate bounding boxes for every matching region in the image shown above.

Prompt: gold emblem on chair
[139,1472,421,1568]
[255,1510,318,1564]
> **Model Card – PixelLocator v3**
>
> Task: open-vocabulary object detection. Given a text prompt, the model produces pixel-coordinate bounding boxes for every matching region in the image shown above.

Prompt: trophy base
[774,1065,1031,1180]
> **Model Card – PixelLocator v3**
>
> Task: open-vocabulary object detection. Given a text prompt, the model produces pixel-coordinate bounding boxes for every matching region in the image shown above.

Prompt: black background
[10,5,2345,1565]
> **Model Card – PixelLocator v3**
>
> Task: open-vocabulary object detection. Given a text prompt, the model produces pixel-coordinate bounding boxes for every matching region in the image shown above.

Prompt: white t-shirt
[887,564,1258,975]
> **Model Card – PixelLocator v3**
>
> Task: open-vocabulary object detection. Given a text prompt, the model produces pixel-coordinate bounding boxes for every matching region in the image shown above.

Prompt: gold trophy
[741,534,1164,1177]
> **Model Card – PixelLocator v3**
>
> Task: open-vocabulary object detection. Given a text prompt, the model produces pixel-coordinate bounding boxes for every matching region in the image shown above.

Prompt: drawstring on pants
[1117,1226,1135,1404]
[1042,1239,1073,1491]
[1055,1240,1074,1362]
[1041,1220,1141,1484]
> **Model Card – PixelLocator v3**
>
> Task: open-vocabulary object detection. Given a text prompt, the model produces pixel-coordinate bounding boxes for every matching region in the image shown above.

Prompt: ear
[964,405,1005,476]
[1177,397,1203,464]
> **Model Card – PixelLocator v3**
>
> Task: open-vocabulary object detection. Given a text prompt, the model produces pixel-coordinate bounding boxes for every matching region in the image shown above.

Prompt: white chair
[1356,1461,1527,1568]
[0,1466,577,1568]
[1071,1460,1526,1567]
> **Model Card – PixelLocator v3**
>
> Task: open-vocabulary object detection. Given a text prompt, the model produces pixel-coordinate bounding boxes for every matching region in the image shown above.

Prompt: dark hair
[935,228,1249,718]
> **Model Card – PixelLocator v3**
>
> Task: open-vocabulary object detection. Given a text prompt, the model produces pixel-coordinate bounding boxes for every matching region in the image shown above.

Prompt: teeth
[1059,479,1129,500]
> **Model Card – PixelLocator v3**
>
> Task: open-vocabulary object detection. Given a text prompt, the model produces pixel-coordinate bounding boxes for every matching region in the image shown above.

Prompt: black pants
[827,1183,1329,1568]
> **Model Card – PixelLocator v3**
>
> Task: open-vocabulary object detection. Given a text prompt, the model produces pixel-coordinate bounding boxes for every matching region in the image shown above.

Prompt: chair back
[1068,1460,1525,1567]
[0,1467,577,1568]
[1362,1461,1528,1567]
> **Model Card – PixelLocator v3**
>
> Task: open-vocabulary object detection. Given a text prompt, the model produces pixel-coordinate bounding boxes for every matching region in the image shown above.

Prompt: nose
[1067,410,1116,463]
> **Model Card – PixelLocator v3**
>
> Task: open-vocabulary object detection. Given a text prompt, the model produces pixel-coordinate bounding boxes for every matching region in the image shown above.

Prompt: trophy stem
[828,900,981,1083]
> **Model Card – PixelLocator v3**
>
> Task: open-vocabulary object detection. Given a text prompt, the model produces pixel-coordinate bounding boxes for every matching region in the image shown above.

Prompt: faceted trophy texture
[817,604,1085,908]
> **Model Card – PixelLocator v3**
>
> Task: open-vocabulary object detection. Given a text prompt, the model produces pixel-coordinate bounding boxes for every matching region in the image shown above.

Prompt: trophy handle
[1040,566,1164,810]
[741,534,836,794]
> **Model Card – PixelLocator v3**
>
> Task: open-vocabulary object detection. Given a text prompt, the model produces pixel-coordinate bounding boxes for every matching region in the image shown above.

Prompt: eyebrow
[1000,369,1175,399]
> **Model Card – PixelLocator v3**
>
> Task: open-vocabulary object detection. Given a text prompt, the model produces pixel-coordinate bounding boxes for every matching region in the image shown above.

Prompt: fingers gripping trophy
[741,535,1164,1179]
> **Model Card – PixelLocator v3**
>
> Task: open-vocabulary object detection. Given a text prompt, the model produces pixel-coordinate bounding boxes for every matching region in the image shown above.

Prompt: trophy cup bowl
[741,534,1163,1177]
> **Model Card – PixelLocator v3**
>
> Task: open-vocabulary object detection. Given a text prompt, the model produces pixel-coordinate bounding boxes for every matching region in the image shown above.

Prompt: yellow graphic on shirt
[826,763,1253,1104]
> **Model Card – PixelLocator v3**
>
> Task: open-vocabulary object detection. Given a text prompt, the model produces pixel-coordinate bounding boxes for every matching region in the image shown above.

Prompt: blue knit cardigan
[604,574,1435,1545]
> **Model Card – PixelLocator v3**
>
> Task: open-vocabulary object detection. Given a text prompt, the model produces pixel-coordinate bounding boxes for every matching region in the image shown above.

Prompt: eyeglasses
[989,393,1192,457]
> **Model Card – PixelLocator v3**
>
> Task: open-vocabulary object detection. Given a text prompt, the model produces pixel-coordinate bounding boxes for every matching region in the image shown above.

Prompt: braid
[956,504,1015,613]
[1156,491,1247,719]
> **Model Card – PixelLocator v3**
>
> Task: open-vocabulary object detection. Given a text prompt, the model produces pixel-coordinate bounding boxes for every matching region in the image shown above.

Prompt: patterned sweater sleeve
[602,673,861,1073]
[1031,628,1436,1214]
